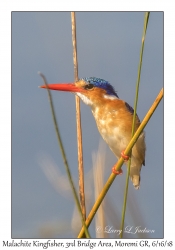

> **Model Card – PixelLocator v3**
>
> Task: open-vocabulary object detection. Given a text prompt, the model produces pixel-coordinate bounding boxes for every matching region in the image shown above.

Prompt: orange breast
[91,98,141,158]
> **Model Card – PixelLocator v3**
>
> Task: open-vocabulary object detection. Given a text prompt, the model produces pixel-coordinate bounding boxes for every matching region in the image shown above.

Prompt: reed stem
[71,12,86,221]
[77,88,163,238]
[120,11,150,238]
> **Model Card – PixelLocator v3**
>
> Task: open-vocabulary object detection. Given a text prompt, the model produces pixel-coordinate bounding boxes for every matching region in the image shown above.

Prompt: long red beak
[40,83,83,93]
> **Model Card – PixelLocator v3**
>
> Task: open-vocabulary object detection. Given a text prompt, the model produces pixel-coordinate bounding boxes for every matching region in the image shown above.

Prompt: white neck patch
[76,92,93,106]
[103,94,118,100]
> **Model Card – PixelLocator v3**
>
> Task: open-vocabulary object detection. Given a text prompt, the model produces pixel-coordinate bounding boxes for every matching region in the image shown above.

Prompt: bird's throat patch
[76,92,93,106]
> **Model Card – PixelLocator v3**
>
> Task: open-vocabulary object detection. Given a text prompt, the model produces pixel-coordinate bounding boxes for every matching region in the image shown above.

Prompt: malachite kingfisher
[40,77,146,189]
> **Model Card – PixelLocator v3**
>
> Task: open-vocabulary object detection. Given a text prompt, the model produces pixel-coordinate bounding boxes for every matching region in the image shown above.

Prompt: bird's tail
[129,166,141,190]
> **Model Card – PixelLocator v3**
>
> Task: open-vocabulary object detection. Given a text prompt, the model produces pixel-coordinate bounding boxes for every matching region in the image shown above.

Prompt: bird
[40,77,146,189]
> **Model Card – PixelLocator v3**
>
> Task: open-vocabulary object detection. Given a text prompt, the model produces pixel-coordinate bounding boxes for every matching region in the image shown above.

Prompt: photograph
[12,11,163,239]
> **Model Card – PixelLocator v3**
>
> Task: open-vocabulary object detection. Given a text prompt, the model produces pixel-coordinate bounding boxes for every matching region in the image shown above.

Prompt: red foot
[112,166,123,175]
[121,150,129,161]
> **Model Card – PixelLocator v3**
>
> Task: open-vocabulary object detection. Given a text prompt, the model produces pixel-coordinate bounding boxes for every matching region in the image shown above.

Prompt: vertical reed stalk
[120,12,150,238]
[71,12,86,221]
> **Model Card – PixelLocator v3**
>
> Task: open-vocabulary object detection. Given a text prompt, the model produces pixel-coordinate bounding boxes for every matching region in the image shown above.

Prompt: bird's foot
[112,166,123,175]
[121,150,129,161]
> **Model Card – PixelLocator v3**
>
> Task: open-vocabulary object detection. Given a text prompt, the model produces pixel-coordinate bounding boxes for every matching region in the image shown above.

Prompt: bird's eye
[84,83,94,90]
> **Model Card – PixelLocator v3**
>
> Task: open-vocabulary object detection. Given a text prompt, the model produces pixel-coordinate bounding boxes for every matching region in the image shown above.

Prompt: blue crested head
[81,77,119,98]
